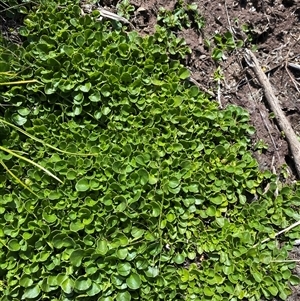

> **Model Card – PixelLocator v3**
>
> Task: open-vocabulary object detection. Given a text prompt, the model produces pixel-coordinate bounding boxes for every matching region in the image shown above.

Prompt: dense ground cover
[0,0,300,300]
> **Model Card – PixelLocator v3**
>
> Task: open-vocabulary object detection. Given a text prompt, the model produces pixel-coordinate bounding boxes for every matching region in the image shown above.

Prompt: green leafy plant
[116,0,135,19]
[0,1,299,300]
[240,23,258,51]
[211,31,243,61]
[254,139,269,153]
[0,117,97,196]
[157,0,204,31]
[213,66,225,81]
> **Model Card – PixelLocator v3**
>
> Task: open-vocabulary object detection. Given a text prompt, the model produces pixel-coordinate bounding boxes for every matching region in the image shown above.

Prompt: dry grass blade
[0,119,96,156]
[0,72,16,76]
[94,7,135,29]
[0,79,37,85]
[0,160,39,197]
[271,260,300,263]
[0,145,63,183]
[254,220,300,247]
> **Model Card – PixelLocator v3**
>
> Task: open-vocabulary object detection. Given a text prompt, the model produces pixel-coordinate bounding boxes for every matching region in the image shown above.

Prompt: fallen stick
[188,77,216,97]
[253,220,300,247]
[244,49,300,178]
[96,7,135,29]
[288,62,300,72]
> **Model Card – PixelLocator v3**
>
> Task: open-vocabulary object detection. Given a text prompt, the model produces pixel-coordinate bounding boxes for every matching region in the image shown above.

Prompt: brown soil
[102,0,300,300]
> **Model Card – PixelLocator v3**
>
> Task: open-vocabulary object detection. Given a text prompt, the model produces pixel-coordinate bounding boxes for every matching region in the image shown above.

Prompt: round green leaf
[252,270,263,283]
[70,221,84,232]
[116,291,131,301]
[86,282,101,296]
[22,285,41,299]
[173,254,185,264]
[268,285,278,296]
[148,174,158,185]
[145,266,159,278]
[178,67,190,79]
[20,275,34,287]
[117,262,131,276]
[75,178,89,192]
[131,227,144,239]
[74,276,92,291]
[138,169,149,185]
[61,45,74,56]
[203,287,214,296]
[8,239,21,251]
[119,43,130,57]
[89,91,101,102]
[169,177,180,188]
[67,169,77,180]
[101,84,111,97]
[97,239,108,255]
[210,195,224,205]
[70,249,85,267]
[172,143,183,152]
[12,113,27,126]
[102,107,111,116]
[289,275,300,286]
[116,248,128,260]
[79,82,92,93]
[61,278,74,294]
[150,201,161,217]
[18,107,30,116]
[126,273,141,290]
[76,35,85,47]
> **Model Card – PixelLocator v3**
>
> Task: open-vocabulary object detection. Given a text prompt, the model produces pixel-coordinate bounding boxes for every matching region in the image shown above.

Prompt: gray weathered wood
[244,49,300,178]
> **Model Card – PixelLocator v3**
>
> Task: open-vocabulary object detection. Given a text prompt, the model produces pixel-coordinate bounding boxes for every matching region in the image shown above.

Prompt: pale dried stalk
[244,49,300,178]
[254,220,300,247]
[96,8,135,29]
[288,62,300,72]
[188,77,215,97]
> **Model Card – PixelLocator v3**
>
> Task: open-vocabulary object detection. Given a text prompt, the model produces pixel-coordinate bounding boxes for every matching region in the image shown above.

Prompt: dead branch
[80,3,135,29]
[188,77,216,97]
[288,62,300,72]
[244,49,300,178]
[96,7,135,29]
[254,220,300,247]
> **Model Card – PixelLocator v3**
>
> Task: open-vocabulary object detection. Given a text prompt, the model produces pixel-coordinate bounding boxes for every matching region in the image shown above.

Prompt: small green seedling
[254,139,268,153]
[212,31,243,61]
[157,0,204,31]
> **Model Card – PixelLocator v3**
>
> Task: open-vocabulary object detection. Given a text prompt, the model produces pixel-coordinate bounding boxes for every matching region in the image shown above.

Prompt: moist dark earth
[1,0,300,300]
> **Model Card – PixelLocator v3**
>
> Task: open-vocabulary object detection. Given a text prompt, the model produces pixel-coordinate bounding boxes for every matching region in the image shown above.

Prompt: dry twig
[254,220,300,247]
[288,62,300,72]
[244,49,300,177]
[96,7,135,29]
[80,2,135,29]
[188,77,215,97]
